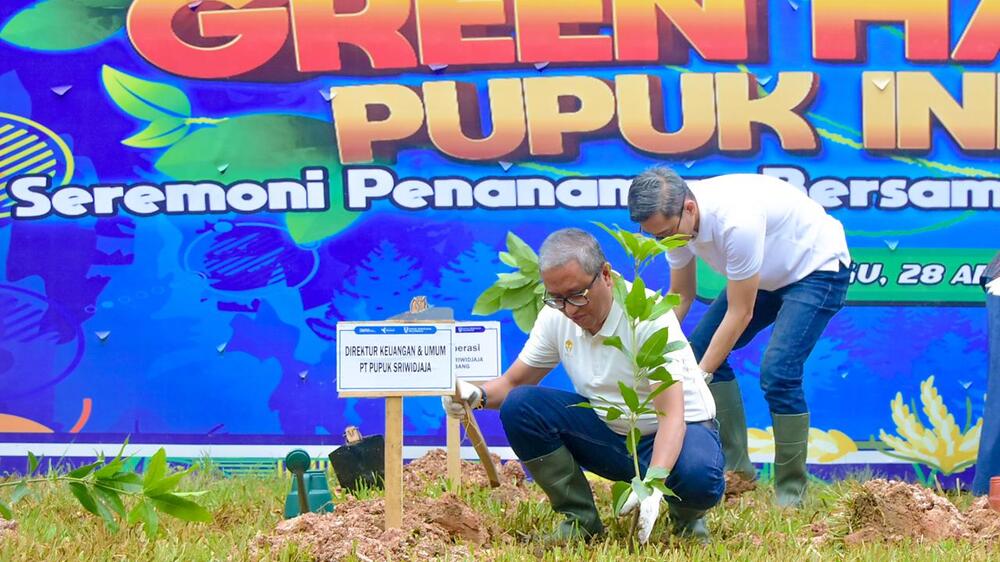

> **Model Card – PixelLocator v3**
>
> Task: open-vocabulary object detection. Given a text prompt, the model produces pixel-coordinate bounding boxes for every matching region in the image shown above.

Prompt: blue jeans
[689,265,850,415]
[500,386,725,511]
[973,293,1000,495]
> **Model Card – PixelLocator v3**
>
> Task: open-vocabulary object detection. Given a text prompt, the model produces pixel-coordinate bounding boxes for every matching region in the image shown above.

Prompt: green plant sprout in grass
[0,442,211,539]
[579,222,692,522]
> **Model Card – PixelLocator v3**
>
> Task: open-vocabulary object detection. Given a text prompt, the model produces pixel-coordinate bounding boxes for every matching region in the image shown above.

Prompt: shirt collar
[596,298,624,338]
[691,185,715,244]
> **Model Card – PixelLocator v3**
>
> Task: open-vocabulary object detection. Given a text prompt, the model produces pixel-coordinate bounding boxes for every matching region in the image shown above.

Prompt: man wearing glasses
[626,167,851,508]
[442,228,723,544]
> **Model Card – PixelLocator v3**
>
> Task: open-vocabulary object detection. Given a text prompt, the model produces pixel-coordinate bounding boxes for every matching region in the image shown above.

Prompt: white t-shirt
[518,295,716,436]
[666,174,851,291]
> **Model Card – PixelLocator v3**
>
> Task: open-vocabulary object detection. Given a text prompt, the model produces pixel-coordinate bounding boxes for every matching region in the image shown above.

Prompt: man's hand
[619,488,664,544]
[440,380,482,418]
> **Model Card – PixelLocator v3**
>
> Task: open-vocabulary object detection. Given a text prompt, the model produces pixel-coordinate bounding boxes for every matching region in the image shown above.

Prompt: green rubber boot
[523,446,604,541]
[669,504,711,544]
[772,412,810,508]
[709,380,757,479]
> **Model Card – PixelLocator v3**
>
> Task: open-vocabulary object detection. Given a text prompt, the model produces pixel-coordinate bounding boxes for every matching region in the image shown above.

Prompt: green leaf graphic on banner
[155,114,356,244]
[102,66,192,123]
[1,0,127,51]
[122,118,190,149]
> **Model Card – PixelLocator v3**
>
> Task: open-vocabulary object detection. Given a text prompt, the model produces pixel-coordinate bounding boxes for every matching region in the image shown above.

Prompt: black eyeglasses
[543,269,602,310]
[655,197,687,241]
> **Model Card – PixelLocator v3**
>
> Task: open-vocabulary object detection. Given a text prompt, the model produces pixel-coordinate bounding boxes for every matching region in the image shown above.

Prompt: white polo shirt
[666,174,851,291]
[518,294,715,436]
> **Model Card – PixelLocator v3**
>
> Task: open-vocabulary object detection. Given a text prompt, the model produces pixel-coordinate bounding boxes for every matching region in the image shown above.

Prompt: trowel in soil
[329,426,385,493]
[457,392,501,488]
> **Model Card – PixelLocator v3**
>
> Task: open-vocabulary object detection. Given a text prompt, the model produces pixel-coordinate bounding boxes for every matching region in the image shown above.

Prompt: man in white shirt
[443,228,723,543]
[627,167,851,508]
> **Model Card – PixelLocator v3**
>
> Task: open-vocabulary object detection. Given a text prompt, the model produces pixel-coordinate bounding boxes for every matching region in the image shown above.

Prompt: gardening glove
[441,380,482,419]
[619,487,664,544]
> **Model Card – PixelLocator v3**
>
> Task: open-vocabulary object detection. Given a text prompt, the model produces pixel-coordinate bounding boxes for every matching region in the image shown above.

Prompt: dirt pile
[403,448,539,506]
[724,471,756,502]
[255,450,539,560]
[964,497,1000,542]
[254,492,484,561]
[0,518,16,539]
[815,479,1000,545]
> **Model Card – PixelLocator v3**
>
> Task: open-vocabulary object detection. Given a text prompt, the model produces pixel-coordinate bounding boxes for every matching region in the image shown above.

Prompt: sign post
[447,321,502,489]
[337,318,456,529]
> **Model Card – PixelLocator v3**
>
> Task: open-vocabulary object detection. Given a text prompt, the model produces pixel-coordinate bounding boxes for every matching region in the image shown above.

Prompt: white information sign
[453,321,502,381]
[337,322,455,397]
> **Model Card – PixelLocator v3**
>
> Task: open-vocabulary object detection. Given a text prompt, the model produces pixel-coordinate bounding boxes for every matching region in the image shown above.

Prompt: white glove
[619,488,664,544]
[440,380,482,419]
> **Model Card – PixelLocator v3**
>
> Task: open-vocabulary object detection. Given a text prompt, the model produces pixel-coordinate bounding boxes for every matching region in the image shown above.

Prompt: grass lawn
[0,458,995,561]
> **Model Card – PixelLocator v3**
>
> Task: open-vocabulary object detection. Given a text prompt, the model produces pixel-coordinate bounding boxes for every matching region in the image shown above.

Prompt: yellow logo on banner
[0,112,74,219]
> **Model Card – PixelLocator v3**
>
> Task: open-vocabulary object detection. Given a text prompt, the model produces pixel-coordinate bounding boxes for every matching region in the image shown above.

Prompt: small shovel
[329,426,385,492]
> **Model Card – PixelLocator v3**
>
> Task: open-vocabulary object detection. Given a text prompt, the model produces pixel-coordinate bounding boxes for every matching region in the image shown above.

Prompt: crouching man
[442,228,724,543]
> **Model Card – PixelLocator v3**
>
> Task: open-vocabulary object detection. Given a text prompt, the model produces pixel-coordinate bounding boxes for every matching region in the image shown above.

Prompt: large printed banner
[0,0,997,480]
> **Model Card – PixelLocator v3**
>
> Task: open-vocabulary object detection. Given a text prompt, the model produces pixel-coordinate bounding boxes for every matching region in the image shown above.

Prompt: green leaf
[646,378,676,405]
[645,466,670,482]
[498,251,518,267]
[611,481,631,516]
[602,335,626,354]
[0,499,11,519]
[149,493,213,523]
[571,402,595,409]
[68,482,100,517]
[605,406,623,421]
[495,272,533,289]
[143,449,168,491]
[129,500,159,539]
[122,118,190,149]
[94,458,124,480]
[10,482,30,505]
[647,294,679,322]
[511,302,538,334]
[637,327,670,367]
[630,476,650,502]
[649,479,680,499]
[663,341,687,355]
[144,468,192,497]
[102,65,191,122]
[533,283,546,295]
[93,483,126,519]
[618,229,641,258]
[625,277,647,319]
[612,274,629,307]
[27,452,39,476]
[0,0,126,51]
[618,381,640,412]
[501,283,538,310]
[592,221,627,252]
[505,232,538,269]
[68,461,102,479]
[472,284,504,316]
[625,427,642,458]
[106,472,143,493]
[647,366,673,383]
[91,488,122,532]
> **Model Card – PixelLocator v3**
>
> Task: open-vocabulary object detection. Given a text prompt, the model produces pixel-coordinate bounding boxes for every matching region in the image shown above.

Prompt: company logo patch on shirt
[564,339,574,353]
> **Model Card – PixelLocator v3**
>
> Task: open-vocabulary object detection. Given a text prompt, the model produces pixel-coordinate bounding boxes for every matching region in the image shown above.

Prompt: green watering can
[283,449,334,518]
